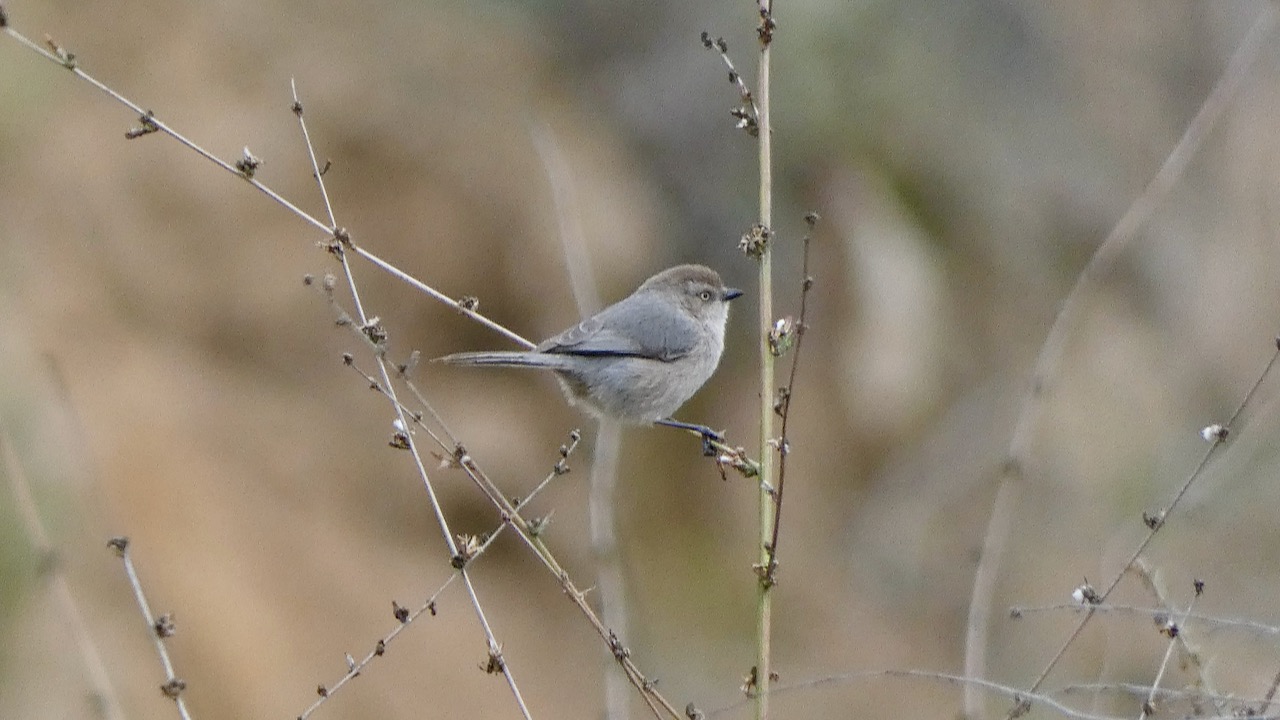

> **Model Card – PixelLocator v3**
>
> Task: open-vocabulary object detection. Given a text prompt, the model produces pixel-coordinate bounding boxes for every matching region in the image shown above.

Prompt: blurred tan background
[5,1,1280,718]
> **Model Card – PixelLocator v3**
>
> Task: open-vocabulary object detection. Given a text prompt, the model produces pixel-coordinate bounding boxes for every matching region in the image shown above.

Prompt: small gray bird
[440,264,742,440]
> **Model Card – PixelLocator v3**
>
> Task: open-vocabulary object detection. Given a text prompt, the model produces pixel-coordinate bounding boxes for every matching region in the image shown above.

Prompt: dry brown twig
[706,666,1280,720]
[317,268,684,715]
[287,82,535,720]
[300,354,581,718]
[296,417,578,712]
[448,436,685,718]
[2,10,692,718]
[997,340,1280,720]
[1127,561,1219,716]
[759,212,817,589]
[106,537,194,720]
[957,6,1280,718]
[1011,600,1280,638]
[297,114,692,719]
[1136,579,1204,720]
[699,31,759,137]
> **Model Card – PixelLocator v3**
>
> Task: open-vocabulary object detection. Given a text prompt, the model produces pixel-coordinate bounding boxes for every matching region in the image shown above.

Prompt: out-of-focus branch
[1,430,127,720]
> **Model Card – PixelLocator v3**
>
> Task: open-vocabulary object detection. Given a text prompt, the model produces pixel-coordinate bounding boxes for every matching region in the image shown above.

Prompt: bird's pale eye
[698,290,713,301]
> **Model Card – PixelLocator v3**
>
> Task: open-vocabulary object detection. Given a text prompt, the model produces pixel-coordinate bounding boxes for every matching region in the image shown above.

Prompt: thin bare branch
[3,22,531,351]
[763,213,817,586]
[452,452,686,719]
[960,6,1280,716]
[708,668,1135,720]
[108,538,194,720]
[1,430,127,720]
[530,117,632,720]
[1138,583,1201,720]
[699,31,759,136]
[709,668,1280,720]
[284,85,549,715]
[1056,682,1268,707]
[289,83,461,565]
[297,420,580,719]
[459,568,534,719]
[1005,339,1280,719]
[1010,601,1280,638]
[298,578,455,720]
[1129,561,1219,715]
[342,324,672,715]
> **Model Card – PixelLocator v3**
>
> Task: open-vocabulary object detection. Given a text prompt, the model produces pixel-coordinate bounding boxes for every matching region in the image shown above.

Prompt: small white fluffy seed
[1200,424,1224,442]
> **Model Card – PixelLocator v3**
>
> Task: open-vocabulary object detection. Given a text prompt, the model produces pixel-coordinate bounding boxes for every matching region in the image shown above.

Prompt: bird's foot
[655,418,726,456]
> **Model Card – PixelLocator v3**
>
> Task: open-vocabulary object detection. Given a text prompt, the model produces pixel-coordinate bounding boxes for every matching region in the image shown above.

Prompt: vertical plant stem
[590,423,628,720]
[754,3,775,719]
[530,121,630,720]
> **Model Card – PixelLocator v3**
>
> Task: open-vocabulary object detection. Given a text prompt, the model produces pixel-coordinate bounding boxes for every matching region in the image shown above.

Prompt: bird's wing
[537,294,697,362]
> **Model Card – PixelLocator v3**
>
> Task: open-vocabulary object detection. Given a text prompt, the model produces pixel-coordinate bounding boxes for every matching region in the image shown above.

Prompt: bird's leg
[655,417,725,456]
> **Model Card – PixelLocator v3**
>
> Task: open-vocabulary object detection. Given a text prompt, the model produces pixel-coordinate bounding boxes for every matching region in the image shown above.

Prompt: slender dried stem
[710,668,1129,720]
[1,430,127,720]
[960,7,1280,716]
[287,85,548,714]
[1010,601,1280,638]
[1138,583,1201,720]
[764,218,815,582]
[530,118,632,720]
[3,23,531,352]
[109,538,194,720]
[1007,342,1280,719]
[297,416,579,719]
[291,82,462,564]
[448,449,683,719]
[5,14,680,718]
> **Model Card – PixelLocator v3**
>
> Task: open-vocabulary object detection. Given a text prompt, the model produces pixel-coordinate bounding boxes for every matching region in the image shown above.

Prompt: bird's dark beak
[723,287,744,301]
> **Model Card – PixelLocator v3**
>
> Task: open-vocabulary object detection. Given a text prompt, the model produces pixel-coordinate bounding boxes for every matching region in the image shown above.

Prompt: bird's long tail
[436,351,571,370]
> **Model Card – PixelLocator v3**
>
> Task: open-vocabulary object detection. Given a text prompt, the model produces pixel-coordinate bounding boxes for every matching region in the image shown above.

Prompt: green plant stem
[754,6,775,720]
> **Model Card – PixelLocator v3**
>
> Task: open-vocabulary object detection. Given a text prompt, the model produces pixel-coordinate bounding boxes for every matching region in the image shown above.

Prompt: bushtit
[440,264,742,439]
